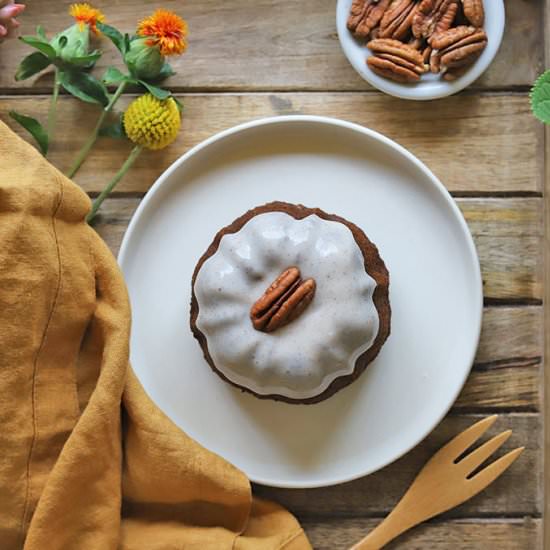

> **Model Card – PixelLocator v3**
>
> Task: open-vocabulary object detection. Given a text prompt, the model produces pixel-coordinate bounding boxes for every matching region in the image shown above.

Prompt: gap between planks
[0,87,536,97]
[91,191,544,199]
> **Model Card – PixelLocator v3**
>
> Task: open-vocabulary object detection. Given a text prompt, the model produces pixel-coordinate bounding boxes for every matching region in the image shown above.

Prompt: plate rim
[118,115,483,488]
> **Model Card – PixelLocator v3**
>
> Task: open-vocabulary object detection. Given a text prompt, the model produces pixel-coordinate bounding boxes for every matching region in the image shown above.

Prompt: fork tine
[457,430,512,476]
[434,415,499,463]
[468,447,524,491]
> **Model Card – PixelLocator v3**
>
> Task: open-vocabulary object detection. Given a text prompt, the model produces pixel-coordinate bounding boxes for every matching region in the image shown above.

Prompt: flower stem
[86,144,142,224]
[46,68,61,153]
[67,80,128,179]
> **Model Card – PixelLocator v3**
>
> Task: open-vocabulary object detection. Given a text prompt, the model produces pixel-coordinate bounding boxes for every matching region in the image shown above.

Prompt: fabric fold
[0,120,311,550]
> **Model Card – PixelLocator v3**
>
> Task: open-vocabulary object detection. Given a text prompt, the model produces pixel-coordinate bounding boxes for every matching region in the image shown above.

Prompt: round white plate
[119,116,483,488]
[336,0,505,100]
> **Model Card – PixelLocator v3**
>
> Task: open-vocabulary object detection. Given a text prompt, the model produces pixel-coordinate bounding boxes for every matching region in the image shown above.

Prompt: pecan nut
[442,64,470,81]
[367,38,426,82]
[379,0,418,41]
[430,25,487,72]
[250,267,316,333]
[461,0,484,27]
[413,0,459,39]
[422,44,433,64]
[347,0,392,38]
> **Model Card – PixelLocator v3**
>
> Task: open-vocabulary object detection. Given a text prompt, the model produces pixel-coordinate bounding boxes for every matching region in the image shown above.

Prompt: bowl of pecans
[336,0,505,100]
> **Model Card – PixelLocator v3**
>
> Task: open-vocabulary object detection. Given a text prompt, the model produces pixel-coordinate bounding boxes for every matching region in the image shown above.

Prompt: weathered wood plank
[0,0,542,92]
[476,307,542,364]
[90,196,544,409]
[0,93,542,194]
[300,517,541,550]
[455,363,540,411]
[90,196,544,301]
[254,414,542,518]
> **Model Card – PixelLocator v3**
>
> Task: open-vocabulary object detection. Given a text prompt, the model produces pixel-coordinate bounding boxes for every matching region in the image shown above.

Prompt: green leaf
[102,66,127,85]
[36,25,47,41]
[531,70,550,124]
[15,51,51,81]
[99,114,126,139]
[139,80,171,100]
[19,35,56,59]
[150,62,175,83]
[124,33,131,53]
[59,71,110,106]
[68,50,102,68]
[97,22,126,53]
[173,97,184,113]
[9,111,49,155]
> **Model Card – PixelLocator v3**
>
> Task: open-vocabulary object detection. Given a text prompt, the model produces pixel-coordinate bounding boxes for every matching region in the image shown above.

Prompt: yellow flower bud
[123,94,181,151]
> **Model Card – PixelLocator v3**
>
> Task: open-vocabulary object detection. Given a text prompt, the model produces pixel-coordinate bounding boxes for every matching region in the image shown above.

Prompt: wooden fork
[351,415,524,549]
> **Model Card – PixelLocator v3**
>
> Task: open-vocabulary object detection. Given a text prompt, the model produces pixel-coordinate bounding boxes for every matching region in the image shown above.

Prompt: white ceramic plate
[118,116,483,488]
[336,0,505,100]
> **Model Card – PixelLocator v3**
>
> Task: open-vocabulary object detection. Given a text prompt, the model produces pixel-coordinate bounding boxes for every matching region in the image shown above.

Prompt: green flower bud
[124,37,164,80]
[50,23,90,64]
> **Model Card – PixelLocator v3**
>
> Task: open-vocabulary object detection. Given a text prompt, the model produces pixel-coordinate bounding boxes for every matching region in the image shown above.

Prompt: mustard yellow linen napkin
[0,119,311,550]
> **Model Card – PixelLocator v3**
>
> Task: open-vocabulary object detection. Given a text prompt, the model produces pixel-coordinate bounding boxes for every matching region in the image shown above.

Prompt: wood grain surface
[303,518,541,550]
[1,94,542,194]
[0,0,545,548]
[0,0,542,92]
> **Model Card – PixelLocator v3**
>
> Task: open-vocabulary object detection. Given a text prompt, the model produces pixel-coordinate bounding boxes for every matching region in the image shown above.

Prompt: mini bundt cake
[190,202,391,404]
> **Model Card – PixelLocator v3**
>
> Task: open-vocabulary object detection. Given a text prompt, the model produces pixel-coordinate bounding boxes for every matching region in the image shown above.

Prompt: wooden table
[0,1,547,548]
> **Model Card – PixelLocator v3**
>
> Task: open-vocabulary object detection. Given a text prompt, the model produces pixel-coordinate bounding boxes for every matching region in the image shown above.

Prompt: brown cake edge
[190,201,391,405]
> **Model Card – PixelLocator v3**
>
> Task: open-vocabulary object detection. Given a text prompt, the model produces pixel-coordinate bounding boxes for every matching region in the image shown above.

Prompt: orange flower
[137,9,188,56]
[69,3,105,34]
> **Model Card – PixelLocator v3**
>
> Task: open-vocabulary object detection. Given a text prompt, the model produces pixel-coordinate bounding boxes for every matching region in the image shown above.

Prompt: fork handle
[350,509,416,550]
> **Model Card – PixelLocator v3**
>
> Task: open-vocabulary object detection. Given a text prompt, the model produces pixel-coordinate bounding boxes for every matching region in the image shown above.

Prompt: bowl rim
[336,0,506,100]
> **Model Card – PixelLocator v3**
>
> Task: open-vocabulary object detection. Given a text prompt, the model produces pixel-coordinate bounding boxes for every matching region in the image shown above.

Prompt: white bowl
[336,0,505,100]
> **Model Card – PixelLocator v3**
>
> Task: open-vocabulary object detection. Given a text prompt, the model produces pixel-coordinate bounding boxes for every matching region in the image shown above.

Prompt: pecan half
[413,0,459,39]
[422,44,433,64]
[430,26,487,71]
[367,38,425,82]
[429,48,440,72]
[443,64,470,81]
[461,0,484,27]
[347,0,392,38]
[379,0,418,40]
[250,267,316,333]
[409,37,425,50]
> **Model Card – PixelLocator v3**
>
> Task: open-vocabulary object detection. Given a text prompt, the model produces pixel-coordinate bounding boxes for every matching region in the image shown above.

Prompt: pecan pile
[347,0,487,83]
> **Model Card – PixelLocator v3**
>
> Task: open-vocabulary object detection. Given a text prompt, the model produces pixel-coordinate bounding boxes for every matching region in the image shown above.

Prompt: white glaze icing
[194,212,380,400]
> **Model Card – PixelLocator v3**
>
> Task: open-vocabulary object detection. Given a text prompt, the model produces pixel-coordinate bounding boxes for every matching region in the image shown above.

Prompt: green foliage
[139,81,171,100]
[96,22,126,54]
[531,70,550,124]
[102,66,128,85]
[19,35,56,59]
[9,111,49,155]
[59,71,110,106]
[36,26,47,41]
[68,50,103,68]
[173,97,184,113]
[99,114,126,139]
[15,52,51,81]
